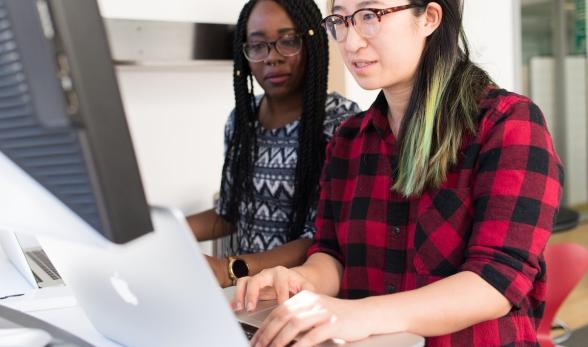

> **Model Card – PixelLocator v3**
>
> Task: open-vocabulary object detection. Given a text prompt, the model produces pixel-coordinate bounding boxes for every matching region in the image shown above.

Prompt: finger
[291,322,335,347]
[250,305,290,347]
[231,277,249,311]
[274,271,290,304]
[268,308,331,347]
[244,272,274,312]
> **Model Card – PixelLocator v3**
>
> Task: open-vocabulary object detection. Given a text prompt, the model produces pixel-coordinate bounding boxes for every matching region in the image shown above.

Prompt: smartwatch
[227,256,249,285]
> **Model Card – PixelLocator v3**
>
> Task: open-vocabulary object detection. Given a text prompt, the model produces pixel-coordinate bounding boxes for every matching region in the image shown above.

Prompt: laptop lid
[38,206,249,347]
[0,229,37,289]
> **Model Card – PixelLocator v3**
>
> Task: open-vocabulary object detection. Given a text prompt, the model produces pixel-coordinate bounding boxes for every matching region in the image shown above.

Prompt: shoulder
[226,94,264,132]
[325,92,361,118]
[323,92,362,138]
[476,87,550,139]
[478,87,547,129]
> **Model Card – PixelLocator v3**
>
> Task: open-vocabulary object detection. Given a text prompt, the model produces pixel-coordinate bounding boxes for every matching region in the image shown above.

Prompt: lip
[264,73,291,84]
[350,59,378,73]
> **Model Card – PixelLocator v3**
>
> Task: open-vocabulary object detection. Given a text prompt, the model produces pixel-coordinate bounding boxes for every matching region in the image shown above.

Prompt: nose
[343,25,367,53]
[263,43,285,66]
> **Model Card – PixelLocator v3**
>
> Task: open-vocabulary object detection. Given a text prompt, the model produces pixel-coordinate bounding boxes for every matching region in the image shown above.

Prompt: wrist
[218,257,232,288]
[227,256,250,286]
[361,295,409,335]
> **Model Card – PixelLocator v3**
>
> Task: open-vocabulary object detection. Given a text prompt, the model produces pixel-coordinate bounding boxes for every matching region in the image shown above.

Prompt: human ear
[422,2,442,37]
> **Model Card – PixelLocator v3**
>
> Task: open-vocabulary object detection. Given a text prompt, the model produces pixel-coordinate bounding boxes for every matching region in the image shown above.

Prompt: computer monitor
[0,0,153,244]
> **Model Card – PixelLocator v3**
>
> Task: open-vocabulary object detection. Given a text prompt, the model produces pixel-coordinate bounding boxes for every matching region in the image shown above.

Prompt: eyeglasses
[242,34,303,62]
[321,4,422,42]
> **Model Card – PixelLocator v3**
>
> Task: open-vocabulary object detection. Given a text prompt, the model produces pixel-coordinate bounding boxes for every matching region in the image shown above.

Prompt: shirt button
[393,226,400,235]
[386,284,396,293]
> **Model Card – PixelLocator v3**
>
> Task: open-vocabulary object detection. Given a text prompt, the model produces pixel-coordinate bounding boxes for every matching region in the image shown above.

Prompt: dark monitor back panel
[0,0,153,244]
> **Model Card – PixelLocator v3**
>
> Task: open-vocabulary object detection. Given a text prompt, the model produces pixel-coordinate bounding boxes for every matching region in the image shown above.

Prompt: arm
[241,238,314,277]
[363,271,510,336]
[211,238,316,288]
[186,208,234,241]
[292,252,343,297]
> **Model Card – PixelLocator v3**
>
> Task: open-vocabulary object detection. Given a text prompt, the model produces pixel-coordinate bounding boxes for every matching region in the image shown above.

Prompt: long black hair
[220,0,329,250]
[393,0,492,196]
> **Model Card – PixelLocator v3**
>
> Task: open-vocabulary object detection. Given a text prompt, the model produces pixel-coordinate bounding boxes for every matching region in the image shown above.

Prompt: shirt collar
[360,90,392,139]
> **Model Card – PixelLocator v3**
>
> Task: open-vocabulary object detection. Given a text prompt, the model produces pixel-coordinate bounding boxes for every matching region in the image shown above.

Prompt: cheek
[377,36,424,77]
[248,63,264,83]
[290,55,306,79]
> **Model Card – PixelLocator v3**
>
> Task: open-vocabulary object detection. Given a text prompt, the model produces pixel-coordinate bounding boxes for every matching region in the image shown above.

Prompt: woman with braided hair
[233,0,564,346]
[187,0,359,288]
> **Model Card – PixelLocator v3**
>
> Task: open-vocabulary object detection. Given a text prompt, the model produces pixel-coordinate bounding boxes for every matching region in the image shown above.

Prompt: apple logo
[110,271,139,306]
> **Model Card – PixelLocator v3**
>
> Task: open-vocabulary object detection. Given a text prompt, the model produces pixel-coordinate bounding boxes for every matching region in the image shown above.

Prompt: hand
[251,290,372,347]
[205,255,231,288]
[231,266,314,312]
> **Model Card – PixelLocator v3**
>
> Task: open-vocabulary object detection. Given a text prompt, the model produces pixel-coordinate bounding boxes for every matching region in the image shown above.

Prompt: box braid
[221,0,329,250]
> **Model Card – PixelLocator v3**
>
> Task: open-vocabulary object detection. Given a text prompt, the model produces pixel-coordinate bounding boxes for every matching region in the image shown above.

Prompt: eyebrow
[332,0,387,13]
[247,27,297,39]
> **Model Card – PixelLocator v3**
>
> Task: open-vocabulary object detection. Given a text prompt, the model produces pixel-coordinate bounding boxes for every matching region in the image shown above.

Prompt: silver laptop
[38,207,424,347]
[0,230,63,289]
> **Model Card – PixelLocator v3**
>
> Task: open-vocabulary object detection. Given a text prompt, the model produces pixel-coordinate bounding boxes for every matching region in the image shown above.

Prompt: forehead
[247,0,296,37]
[332,0,400,13]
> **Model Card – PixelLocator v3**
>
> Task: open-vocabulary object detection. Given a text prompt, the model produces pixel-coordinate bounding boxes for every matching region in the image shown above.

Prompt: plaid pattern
[308,88,564,346]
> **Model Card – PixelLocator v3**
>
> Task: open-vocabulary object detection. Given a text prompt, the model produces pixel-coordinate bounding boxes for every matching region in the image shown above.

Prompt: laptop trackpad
[236,300,276,325]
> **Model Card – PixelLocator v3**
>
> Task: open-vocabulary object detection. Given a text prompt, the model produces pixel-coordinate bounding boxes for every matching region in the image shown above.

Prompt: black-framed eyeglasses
[321,4,422,42]
[242,34,303,62]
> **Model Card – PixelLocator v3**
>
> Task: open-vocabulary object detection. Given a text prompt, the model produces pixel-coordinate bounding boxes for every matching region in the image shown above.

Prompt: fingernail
[247,302,254,312]
[234,302,242,311]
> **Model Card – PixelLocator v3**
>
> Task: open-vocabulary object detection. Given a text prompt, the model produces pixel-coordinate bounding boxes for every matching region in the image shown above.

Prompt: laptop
[36,207,424,347]
[0,230,63,289]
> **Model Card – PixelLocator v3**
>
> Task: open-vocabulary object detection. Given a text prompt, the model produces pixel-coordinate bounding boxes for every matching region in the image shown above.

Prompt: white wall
[463,0,522,93]
[97,0,246,218]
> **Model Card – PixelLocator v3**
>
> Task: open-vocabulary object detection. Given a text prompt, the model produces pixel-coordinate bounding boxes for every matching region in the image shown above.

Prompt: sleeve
[307,135,345,264]
[215,110,236,217]
[349,101,362,115]
[460,99,564,308]
[323,95,362,142]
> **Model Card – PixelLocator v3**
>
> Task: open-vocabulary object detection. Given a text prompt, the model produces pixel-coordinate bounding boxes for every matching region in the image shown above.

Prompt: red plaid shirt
[308,88,564,346]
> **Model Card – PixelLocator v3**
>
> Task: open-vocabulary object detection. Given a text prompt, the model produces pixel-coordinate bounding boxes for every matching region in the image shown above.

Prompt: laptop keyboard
[28,250,62,280]
[240,322,258,340]
[239,322,297,346]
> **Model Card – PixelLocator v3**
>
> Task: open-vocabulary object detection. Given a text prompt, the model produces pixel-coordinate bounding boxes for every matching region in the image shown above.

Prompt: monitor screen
[0,0,153,244]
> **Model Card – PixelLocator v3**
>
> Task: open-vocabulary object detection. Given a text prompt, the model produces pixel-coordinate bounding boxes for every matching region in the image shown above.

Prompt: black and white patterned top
[216,92,361,255]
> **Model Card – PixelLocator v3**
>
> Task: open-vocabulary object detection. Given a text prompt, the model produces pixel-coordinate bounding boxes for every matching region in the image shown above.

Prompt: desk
[1,254,424,347]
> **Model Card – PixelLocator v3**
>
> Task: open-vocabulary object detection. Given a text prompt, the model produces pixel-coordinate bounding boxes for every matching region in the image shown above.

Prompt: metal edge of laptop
[0,229,38,289]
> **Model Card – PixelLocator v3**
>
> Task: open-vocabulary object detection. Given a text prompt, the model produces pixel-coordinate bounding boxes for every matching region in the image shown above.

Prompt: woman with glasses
[232,1,563,346]
[187,0,359,288]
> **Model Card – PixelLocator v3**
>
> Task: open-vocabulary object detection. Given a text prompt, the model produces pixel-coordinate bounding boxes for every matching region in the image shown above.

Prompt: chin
[353,77,384,91]
[265,89,291,99]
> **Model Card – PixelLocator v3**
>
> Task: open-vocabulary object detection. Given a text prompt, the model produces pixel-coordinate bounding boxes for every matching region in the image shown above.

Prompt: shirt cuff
[307,243,344,265]
[460,257,534,309]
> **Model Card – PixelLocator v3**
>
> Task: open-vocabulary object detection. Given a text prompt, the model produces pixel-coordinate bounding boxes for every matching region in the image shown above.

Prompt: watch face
[232,259,249,278]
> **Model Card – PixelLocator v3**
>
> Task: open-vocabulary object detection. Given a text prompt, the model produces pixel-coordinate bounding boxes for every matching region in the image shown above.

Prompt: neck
[383,82,413,137]
[259,92,304,129]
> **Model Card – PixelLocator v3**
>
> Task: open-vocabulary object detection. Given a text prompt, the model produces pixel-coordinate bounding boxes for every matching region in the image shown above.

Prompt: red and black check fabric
[308,88,564,346]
